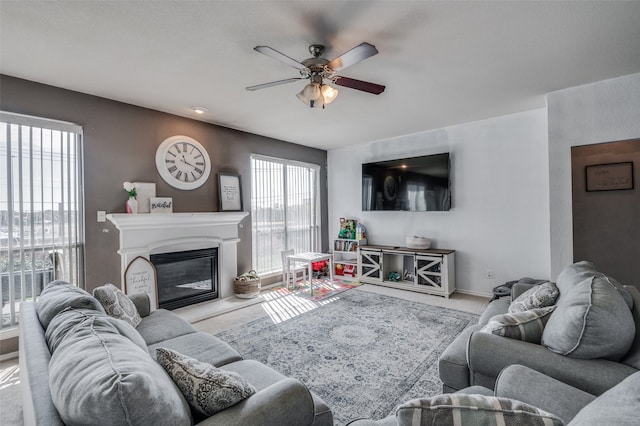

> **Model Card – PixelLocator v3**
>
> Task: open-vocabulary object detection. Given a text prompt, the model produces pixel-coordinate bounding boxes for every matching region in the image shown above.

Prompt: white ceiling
[2,1,640,150]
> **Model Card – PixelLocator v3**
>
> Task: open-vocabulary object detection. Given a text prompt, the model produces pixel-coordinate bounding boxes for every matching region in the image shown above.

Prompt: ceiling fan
[246,42,385,108]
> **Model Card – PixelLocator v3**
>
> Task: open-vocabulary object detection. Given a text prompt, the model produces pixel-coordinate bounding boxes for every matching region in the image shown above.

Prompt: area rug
[271,277,361,301]
[215,288,478,425]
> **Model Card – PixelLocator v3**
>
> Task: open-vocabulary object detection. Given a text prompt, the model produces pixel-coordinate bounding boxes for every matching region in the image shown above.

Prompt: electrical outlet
[486,269,494,279]
[97,211,106,222]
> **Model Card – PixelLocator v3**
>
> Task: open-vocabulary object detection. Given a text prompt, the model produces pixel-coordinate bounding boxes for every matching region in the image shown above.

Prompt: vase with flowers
[123,182,138,214]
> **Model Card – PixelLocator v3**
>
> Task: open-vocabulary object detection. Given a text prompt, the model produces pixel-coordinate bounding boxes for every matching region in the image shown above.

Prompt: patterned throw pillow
[480,306,556,343]
[395,394,565,426]
[156,347,256,416]
[93,283,142,328]
[509,281,559,313]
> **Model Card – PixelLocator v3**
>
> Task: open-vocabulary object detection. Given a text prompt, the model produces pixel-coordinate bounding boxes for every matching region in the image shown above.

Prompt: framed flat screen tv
[362,153,451,211]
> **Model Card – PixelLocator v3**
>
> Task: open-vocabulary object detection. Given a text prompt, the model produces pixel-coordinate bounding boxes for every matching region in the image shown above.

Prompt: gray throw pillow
[481,306,556,344]
[93,283,142,328]
[395,394,564,426]
[542,276,635,360]
[48,310,192,425]
[36,280,105,329]
[156,347,256,416]
[555,261,597,297]
[509,281,559,313]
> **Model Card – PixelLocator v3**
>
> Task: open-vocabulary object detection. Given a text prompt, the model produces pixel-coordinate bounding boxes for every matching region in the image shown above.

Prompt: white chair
[281,249,306,289]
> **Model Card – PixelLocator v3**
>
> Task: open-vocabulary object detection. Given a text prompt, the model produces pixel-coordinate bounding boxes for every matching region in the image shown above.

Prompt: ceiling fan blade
[332,76,385,95]
[327,42,379,72]
[246,78,306,91]
[254,46,308,71]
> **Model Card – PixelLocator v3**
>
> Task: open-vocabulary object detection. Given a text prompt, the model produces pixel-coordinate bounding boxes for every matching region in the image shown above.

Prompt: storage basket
[233,270,261,298]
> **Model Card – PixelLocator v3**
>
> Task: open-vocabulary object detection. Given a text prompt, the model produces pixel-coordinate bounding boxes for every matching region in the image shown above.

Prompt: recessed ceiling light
[191,107,208,114]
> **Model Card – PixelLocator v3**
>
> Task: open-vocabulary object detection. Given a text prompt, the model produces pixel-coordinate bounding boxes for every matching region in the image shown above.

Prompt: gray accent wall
[0,75,328,294]
[571,139,640,287]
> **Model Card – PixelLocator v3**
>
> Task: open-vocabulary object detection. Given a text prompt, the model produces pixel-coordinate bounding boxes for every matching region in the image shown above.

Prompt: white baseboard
[0,351,18,362]
[455,288,493,298]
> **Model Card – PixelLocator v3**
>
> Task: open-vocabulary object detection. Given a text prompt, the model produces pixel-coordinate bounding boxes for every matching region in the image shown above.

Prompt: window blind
[1,112,84,329]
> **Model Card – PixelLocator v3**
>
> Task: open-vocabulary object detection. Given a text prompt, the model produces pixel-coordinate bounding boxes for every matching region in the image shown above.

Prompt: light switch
[97,211,107,222]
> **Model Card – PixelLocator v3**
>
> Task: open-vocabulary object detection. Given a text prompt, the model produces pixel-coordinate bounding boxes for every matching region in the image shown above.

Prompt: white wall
[328,109,550,296]
[548,72,640,278]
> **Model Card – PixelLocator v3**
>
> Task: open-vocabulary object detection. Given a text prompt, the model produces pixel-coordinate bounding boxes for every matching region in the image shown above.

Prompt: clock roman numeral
[175,171,182,179]
[182,143,188,152]
[196,162,204,166]
[194,154,203,159]
[194,167,203,175]
[184,173,190,182]
[166,159,175,164]
[168,165,177,173]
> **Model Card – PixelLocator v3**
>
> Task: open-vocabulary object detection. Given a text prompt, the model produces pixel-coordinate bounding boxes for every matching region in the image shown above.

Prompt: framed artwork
[218,173,243,211]
[150,197,173,213]
[124,256,158,309]
[133,182,156,213]
[585,162,634,192]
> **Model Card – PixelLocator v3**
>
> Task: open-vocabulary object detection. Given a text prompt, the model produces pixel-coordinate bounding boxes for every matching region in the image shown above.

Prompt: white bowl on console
[406,236,431,249]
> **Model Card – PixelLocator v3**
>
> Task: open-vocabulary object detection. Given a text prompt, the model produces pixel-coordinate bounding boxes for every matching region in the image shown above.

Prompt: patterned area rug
[215,288,478,425]
[271,277,361,301]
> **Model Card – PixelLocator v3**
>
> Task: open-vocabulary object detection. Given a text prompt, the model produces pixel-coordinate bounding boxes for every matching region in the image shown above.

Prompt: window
[251,155,320,276]
[1,112,84,329]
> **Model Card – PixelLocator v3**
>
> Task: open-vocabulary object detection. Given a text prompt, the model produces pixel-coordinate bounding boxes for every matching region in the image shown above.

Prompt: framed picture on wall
[218,173,243,211]
[585,162,634,192]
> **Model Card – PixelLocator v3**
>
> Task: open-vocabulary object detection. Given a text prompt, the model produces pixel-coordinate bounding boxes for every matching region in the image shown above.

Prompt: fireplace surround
[107,212,248,310]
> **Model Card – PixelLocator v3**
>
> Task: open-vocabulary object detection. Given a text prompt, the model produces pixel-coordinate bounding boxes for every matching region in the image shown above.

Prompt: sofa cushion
[48,309,192,425]
[148,332,242,367]
[136,309,197,345]
[555,262,632,309]
[509,282,558,313]
[542,276,635,360]
[45,307,147,354]
[480,306,556,343]
[569,371,640,425]
[36,280,105,329]
[156,348,256,416]
[621,286,640,369]
[93,283,142,328]
[394,394,564,426]
[555,261,598,298]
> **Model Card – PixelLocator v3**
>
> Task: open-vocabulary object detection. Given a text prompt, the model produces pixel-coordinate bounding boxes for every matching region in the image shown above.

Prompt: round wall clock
[155,135,211,190]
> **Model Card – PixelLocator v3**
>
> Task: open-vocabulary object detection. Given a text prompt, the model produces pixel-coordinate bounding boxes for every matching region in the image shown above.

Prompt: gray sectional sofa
[20,280,333,426]
[348,365,640,425]
[438,262,639,396]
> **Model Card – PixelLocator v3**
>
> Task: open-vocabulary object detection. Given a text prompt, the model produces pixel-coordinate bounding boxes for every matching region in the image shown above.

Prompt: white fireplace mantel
[107,212,249,303]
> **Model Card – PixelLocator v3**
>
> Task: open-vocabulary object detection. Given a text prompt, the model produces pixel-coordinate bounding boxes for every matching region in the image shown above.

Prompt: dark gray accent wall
[0,75,328,294]
[571,139,640,287]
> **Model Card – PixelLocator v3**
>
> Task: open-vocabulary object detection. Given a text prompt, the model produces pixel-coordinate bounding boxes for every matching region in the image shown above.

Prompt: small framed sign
[150,197,173,213]
[586,162,634,192]
[124,256,158,309]
[218,173,243,211]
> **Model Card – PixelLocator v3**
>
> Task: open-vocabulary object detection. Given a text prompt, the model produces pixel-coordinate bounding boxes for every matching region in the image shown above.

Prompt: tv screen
[362,153,451,211]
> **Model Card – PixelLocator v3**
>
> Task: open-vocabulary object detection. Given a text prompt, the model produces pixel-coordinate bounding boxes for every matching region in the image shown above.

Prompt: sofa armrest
[467,331,637,395]
[511,283,536,299]
[495,364,595,423]
[128,292,151,317]
[195,378,315,426]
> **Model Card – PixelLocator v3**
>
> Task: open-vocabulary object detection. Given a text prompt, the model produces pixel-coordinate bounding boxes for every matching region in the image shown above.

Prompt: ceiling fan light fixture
[297,82,338,108]
[321,84,339,105]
